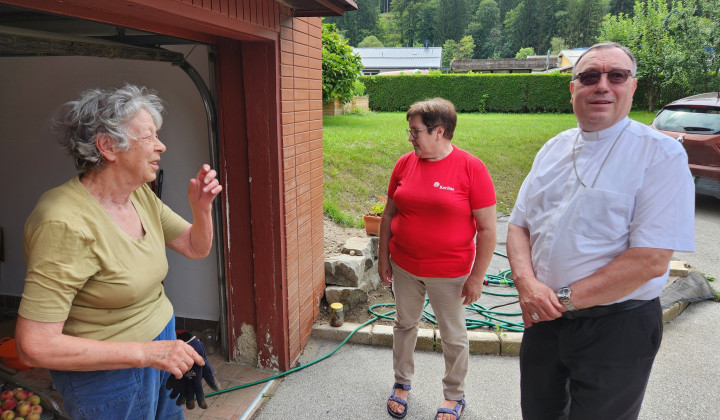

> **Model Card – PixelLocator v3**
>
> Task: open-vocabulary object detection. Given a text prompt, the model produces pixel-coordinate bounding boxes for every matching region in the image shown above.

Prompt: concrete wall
[0,44,221,322]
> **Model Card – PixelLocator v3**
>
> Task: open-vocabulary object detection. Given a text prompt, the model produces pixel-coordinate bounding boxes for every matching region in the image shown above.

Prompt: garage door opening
[0,4,229,356]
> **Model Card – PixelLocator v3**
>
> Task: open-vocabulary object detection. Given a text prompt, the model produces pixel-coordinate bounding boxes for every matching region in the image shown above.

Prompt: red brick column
[279,12,324,363]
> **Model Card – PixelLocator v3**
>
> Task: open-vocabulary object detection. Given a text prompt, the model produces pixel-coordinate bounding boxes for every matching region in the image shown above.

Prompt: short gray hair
[57,84,165,172]
[572,42,638,80]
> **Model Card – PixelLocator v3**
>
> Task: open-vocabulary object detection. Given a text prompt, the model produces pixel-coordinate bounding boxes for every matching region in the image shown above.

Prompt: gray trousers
[391,260,469,401]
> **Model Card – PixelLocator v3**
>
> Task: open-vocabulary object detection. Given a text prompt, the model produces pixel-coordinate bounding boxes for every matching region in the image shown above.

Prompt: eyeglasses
[574,69,633,86]
[406,127,435,139]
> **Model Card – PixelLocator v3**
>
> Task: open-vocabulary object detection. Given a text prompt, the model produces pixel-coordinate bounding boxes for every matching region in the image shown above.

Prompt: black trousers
[520,298,662,420]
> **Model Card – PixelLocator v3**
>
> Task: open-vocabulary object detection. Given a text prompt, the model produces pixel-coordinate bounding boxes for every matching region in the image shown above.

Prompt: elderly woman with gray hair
[15,84,221,419]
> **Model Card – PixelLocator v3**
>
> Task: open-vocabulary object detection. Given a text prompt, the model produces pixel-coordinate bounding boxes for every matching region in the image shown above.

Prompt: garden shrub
[362,73,572,113]
[361,72,720,113]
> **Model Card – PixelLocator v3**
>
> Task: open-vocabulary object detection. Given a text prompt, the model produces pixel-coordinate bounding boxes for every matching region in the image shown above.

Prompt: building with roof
[353,47,442,75]
[556,48,588,73]
[451,56,559,73]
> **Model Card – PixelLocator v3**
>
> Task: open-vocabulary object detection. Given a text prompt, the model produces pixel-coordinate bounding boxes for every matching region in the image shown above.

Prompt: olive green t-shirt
[19,175,189,342]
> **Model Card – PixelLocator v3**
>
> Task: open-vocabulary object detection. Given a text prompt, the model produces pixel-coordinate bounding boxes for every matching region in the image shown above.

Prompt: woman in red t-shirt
[379,98,497,420]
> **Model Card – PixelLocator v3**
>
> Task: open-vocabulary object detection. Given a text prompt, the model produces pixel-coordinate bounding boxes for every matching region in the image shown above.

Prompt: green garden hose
[205,251,519,398]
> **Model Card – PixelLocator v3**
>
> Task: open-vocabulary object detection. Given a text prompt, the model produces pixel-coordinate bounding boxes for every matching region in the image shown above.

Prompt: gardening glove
[166,334,220,409]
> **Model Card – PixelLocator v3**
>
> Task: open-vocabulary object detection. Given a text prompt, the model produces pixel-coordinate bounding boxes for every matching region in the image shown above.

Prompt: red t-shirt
[388,145,496,277]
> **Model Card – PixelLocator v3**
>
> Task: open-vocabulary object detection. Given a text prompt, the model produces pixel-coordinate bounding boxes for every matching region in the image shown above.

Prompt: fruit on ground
[0,409,14,420]
[0,392,13,402]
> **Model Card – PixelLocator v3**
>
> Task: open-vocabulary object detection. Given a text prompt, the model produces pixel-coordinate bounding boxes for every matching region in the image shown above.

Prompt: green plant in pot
[363,196,386,236]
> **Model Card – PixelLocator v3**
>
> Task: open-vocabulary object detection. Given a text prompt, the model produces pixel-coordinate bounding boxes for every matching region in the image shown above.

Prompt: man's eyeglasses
[574,69,633,86]
[406,127,435,139]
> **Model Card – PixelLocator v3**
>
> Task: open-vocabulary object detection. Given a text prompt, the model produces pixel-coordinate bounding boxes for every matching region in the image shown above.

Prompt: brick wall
[279,12,324,363]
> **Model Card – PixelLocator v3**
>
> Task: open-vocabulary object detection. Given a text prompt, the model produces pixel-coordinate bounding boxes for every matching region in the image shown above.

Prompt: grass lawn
[323,110,657,227]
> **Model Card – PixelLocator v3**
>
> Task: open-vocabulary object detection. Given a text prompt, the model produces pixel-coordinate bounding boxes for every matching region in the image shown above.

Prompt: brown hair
[406,98,457,140]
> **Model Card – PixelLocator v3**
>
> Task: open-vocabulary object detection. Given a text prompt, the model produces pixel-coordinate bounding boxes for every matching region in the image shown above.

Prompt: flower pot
[363,214,381,236]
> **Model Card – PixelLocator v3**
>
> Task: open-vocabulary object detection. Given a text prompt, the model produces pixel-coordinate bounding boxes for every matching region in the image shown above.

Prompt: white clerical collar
[579,117,631,142]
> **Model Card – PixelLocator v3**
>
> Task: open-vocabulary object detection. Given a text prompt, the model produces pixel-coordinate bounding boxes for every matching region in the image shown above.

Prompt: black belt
[561,297,657,319]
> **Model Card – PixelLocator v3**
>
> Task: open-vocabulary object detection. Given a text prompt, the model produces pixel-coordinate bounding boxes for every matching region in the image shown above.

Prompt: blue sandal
[435,396,465,420]
[387,383,411,419]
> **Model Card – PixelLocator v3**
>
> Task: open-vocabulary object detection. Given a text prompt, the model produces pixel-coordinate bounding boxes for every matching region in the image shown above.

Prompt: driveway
[254,195,719,419]
[674,194,720,278]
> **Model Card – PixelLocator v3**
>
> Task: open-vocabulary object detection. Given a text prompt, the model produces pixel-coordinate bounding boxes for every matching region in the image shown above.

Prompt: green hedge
[633,77,720,110]
[361,73,720,113]
[362,73,573,113]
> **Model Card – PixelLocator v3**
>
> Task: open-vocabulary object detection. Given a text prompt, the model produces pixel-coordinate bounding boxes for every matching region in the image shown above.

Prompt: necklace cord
[572,121,632,189]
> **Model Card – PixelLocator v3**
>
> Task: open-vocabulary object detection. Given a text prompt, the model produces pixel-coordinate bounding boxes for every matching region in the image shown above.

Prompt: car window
[654,106,720,133]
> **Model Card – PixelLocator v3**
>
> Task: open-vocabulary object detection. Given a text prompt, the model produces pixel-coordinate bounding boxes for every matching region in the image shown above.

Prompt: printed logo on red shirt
[433,181,455,191]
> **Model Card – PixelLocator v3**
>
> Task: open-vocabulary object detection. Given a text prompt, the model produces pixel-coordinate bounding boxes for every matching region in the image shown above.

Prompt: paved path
[674,194,720,279]
[256,298,720,419]
[256,197,720,419]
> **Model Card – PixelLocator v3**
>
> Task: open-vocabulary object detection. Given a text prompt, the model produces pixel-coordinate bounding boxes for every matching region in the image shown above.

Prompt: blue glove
[166,335,220,409]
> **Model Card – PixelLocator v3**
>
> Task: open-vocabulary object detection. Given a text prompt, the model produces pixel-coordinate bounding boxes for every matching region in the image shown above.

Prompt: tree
[442,36,475,67]
[434,0,470,46]
[600,0,720,109]
[441,39,459,67]
[609,0,635,16]
[599,0,678,111]
[663,0,720,93]
[466,0,501,58]
[504,1,564,56]
[358,35,385,48]
[515,47,535,59]
[322,24,364,104]
[324,0,381,46]
[563,0,610,47]
[700,0,720,80]
[456,35,476,60]
[550,37,568,54]
[391,0,435,47]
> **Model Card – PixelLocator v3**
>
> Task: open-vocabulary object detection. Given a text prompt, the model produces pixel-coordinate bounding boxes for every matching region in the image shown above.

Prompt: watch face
[557,287,571,299]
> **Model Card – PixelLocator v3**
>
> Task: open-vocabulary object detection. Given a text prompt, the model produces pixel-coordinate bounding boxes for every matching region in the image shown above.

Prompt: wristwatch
[556,287,577,311]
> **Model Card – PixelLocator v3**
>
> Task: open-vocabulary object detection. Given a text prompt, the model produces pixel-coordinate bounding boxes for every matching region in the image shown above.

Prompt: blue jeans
[50,316,184,420]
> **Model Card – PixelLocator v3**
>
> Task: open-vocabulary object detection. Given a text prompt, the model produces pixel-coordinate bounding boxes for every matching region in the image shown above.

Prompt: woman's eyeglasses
[574,69,633,86]
[406,127,435,139]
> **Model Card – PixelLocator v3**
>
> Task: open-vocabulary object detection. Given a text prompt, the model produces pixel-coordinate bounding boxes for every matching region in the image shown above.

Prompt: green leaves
[322,24,364,104]
[600,0,720,111]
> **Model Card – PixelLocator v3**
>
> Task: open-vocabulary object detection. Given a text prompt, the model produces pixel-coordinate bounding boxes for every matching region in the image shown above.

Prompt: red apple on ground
[0,391,13,402]
[0,409,14,420]
[27,406,40,415]
[14,401,30,417]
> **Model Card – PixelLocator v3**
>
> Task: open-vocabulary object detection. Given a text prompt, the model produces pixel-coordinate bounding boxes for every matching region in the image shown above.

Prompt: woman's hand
[461,274,484,305]
[188,164,222,213]
[169,164,222,259]
[378,256,393,284]
[142,340,206,379]
[15,316,205,375]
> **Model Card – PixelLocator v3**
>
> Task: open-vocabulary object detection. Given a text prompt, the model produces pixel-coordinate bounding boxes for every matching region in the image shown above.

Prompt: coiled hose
[205,251,519,399]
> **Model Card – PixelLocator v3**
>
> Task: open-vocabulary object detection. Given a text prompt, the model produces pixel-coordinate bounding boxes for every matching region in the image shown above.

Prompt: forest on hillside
[324,0,707,59]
